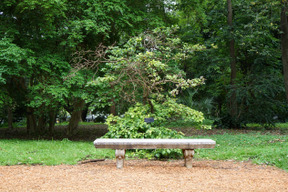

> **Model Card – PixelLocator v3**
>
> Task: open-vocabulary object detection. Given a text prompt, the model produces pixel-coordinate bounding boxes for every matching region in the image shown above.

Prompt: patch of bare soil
[1,160,287,192]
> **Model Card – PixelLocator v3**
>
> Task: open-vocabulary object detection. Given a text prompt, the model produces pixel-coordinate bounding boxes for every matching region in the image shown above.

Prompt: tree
[0,36,32,131]
[63,0,178,135]
[79,27,205,113]
[176,0,285,126]
[281,0,288,102]
[0,0,178,136]
[227,0,237,118]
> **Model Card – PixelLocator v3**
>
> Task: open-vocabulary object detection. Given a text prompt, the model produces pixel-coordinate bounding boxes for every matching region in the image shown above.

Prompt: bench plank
[94,139,216,149]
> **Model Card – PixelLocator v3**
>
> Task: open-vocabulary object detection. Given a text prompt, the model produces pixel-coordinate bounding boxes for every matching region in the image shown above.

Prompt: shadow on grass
[0,124,108,141]
[1,123,287,141]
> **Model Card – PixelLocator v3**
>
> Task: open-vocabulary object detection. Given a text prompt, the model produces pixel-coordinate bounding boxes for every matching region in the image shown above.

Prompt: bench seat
[94,138,216,169]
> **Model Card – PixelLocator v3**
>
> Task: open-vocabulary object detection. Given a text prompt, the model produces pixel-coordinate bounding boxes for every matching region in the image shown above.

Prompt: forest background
[1,0,288,138]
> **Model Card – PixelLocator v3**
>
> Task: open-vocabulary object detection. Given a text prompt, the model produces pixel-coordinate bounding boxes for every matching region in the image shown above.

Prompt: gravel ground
[1,160,287,192]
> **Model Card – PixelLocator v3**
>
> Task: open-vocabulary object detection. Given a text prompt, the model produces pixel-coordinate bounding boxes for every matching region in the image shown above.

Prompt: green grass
[276,122,288,129]
[0,133,287,171]
[0,139,114,165]
[245,122,288,130]
[190,133,288,171]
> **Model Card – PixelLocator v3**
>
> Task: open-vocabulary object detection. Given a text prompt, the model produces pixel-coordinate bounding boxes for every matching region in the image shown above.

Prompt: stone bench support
[115,149,125,169]
[183,149,195,169]
[94,139,216,169]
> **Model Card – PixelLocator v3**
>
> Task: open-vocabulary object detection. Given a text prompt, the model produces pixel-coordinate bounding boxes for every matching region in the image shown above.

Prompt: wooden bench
[93,139,216,169]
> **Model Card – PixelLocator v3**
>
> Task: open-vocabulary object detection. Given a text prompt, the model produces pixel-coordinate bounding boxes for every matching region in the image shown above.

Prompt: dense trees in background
[281,0,288,102]
[177,0,287,127]
[1,0,288,136]
[0,0,176,135]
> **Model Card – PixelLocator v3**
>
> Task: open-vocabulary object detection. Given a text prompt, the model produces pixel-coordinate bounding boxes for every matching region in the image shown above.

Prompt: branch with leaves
[78,27,206,108]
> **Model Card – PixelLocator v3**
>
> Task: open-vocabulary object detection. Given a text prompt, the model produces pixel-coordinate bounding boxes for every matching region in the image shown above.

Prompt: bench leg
[115,149,125,169]
[183,149,194,168]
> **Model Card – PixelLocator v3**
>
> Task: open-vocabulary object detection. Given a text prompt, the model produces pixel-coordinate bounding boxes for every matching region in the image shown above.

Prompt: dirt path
[1,160,287,192]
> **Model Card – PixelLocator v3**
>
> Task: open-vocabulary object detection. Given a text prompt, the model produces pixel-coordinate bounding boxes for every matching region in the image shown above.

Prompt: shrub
[103,99,209,158]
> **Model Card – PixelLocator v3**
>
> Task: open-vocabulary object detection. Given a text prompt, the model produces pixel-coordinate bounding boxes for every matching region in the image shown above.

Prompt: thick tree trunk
[36,115,46,134]
[67,99,85,136]
[227,0,237,118]
[281,4,288,102]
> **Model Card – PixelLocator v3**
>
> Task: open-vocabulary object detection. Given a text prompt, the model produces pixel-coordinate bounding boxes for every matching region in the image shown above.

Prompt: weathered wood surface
[94,139,216,149]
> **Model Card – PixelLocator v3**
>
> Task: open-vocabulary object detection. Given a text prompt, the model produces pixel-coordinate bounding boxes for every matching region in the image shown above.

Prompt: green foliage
[87,26,206,109]
[231,72,286,125]
[103,104,183,160]
[163,119,214,129]
[178,89,214,118]
[103,102,185,139]
[152,98,207,126]
[0,38,31,84]
[103,99,209,158]
[0,0,176,134]
[1,0,176,134]
[176,0,285,126]
[1,0,287,136]
[214,71,287,128]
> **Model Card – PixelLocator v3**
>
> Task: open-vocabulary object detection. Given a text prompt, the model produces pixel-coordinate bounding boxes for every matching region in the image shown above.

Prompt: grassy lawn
[0,133,287,171]
[191,133,288,171]
[0,139,114,165]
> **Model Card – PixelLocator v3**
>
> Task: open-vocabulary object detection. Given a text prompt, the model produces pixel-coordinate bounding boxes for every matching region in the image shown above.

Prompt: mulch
[1,160,287,192]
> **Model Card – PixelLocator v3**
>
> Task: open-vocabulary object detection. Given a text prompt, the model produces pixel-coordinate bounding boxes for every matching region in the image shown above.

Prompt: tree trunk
[110,85,116,115]
[7,106,14,131]
[36,115,46,134]
[48,110,56,135]
[26,107,37,134]
[227,0,237,118]
[110,99,116,115]
[148,100,154,114]
[67,98,85,136]
[281,4,288,102]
